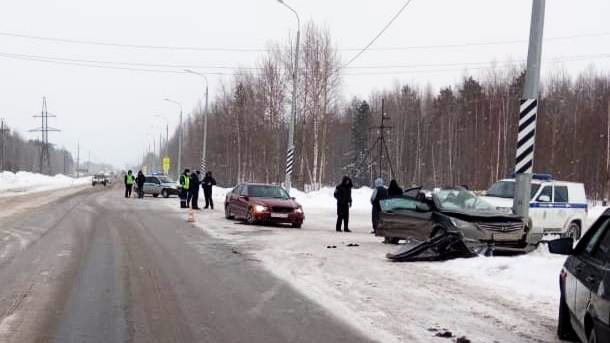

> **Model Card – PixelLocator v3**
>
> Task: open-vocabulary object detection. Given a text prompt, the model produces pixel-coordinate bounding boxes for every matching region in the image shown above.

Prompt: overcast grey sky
[0,0,608,168]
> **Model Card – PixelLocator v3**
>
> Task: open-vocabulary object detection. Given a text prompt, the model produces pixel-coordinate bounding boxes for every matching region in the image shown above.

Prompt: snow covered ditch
[0,171,91,196]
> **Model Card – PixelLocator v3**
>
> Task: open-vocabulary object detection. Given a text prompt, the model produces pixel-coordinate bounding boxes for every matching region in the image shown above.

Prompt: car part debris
[346,243,359,247]
[386,232,479,262]
[326,245,337,249]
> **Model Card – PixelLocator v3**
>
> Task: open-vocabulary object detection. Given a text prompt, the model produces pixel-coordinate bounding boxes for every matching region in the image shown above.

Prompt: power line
[343,0,415,67]
[0,48,607,76]
[0,29,608,53]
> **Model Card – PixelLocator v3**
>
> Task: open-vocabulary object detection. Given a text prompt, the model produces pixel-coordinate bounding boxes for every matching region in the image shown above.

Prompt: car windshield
[158,176,173,183]
[434,189,495,211]
[248,185,289,199]
[380,197,421,212]
[486,180,540,199]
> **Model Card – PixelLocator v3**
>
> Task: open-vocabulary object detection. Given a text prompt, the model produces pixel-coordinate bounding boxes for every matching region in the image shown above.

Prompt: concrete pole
[514,0,545,224]
[202,83,209,173]
[178,108,183,177]
[278,0,300,193]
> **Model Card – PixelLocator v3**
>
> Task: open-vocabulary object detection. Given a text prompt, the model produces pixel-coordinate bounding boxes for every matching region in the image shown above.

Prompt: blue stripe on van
[529,203,588,209]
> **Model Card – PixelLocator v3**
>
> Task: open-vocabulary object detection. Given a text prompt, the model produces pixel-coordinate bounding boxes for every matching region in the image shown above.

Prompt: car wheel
[152,194,159,198]
[246,208,256,225]
[225,204,234,219]
[383,237,400,244]
[161,189,169,198]
[557,292,578,341]
[566,222,581,241]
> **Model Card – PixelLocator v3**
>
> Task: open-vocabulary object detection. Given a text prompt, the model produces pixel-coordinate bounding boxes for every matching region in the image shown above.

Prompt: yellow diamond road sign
[162,157,171,174]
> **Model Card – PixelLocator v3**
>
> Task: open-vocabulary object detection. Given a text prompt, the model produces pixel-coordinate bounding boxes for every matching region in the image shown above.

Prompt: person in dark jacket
[179,169,190,208]
[201,171,217,209]
[334,176,353,232]
[387,179,403,198]
[124,170,135,198]
[188,171,201,209]
[135,170,145,199]
[370,178,388,234]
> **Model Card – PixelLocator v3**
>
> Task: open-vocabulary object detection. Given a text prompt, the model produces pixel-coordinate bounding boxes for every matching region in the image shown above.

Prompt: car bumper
[253,212,304,224]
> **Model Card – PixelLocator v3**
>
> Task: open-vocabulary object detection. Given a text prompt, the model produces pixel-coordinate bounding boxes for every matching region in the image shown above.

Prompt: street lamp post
[163,98,183,177]
[277,0,300,193]
[184,69,209,174]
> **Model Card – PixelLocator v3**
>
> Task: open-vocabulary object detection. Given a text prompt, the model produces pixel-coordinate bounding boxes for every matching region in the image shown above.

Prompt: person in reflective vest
[124,170,135,198]
[179,169,190,208]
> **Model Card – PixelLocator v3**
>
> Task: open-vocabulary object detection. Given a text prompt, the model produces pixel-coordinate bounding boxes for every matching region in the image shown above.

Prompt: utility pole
[0,118,8,172]
[513,0,545,234]
[184,69,210,174]
[76,141,80,177]
[30,97,60,175]
[277,0,300,193]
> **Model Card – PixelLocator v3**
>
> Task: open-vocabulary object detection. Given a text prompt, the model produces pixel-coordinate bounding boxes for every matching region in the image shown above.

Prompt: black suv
[549,209,610,343]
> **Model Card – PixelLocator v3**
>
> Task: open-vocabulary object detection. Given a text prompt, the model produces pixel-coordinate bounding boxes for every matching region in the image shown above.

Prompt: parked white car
[482,175,587,241]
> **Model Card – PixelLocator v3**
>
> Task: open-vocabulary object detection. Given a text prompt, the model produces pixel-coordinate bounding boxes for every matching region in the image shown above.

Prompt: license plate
[271,213,289,218]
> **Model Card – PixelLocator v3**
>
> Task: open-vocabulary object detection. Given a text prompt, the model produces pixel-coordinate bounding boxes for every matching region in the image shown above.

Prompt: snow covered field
[0,171,91,197]
[165,187,607,343]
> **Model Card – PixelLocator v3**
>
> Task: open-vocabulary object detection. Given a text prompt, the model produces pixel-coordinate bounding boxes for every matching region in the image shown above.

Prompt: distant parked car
[92,173,109,186]
[549,209,610,343]
[224,183,304,228]
[483,174,587,241]
[140,175,179,198]
[377,187,529,251]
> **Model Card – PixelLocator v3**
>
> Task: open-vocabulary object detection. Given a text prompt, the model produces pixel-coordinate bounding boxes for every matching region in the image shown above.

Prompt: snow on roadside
[168,186,570,342]
[0,171,91,196]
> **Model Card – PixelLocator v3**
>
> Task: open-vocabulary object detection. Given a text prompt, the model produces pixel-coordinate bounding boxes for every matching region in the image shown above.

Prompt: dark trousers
[204,189,213,209]
[137,184,144,198]
[336,204,349,231]
[372,207,381,233]
[180,189,188,208]
[191,190,199,209]
[125,185,133,198]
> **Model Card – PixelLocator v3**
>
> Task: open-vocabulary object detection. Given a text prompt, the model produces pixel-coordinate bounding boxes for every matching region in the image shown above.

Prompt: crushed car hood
[440,209,522,222]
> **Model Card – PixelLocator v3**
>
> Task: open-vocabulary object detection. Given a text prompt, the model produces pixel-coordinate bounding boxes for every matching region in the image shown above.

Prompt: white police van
[482,174,587,241]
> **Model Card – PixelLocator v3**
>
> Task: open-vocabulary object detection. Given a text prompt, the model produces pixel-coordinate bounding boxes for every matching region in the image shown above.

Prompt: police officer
[179,169,190,208]
[189,170,201,209]
[202,171,217,209]
[136,170,145,199]
[124,170,135,198]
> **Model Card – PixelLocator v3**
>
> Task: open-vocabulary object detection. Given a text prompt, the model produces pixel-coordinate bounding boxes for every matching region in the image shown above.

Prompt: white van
[482,175,587,241]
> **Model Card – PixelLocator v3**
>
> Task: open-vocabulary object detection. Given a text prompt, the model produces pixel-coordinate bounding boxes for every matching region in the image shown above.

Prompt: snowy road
[0,187,372,342]
[165,188,574,343]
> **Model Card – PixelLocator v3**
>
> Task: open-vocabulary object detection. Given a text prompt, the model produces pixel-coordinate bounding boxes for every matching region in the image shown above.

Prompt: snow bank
[0,171,91,196]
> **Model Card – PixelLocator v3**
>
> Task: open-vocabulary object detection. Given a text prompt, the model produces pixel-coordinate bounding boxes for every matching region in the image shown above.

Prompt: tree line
[0,124,75,175]
[163,22,610,200]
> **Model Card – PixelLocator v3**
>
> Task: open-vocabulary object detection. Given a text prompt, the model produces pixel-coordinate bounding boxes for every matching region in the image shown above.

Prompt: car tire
[225,204,234,219]
[246,208,257,225]
[566,222,581,241]
[557,293,578,341]
[161,189,169,198]
[383,237,400,244]
[153,194,159,198]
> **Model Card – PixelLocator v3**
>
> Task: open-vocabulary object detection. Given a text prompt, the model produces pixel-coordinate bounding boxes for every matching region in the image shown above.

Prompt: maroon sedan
[224,183,304,228]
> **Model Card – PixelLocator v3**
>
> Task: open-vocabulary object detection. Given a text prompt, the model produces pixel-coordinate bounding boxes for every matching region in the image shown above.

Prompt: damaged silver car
[377,187,531,261]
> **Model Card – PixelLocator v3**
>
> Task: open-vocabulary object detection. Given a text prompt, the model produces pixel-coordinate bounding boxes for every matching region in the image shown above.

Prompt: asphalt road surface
[0,186,374,343]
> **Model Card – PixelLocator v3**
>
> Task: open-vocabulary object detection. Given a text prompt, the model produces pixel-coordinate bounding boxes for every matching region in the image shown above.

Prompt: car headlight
[294,207,303,214]
[254,205,268,212]
[450,217,477,230]
[496,206,513,214]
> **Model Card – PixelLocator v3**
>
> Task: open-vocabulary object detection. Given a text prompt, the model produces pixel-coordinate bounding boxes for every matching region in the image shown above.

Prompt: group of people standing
[334,176,403,233]
[179,169,216,210]
[124,170,146,199]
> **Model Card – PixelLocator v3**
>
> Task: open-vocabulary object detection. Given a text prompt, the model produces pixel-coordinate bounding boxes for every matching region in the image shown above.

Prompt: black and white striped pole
[513,0,545,222]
